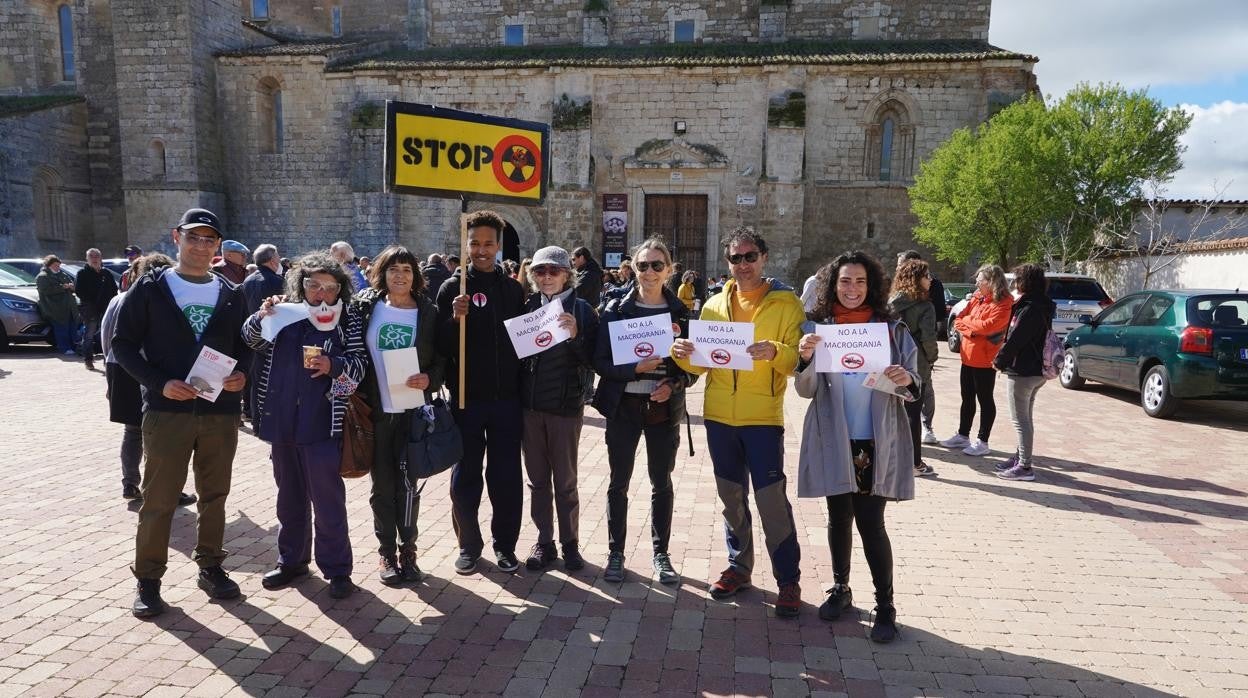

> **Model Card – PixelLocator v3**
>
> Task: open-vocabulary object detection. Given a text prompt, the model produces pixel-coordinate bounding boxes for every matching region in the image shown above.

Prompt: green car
[1061,290,1248,418]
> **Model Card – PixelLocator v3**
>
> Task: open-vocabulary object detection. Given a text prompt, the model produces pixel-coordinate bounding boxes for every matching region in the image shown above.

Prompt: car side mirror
[1078,314,1094,325]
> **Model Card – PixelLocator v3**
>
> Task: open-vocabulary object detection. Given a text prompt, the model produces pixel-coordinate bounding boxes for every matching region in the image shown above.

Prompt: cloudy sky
[990,0,1248,200]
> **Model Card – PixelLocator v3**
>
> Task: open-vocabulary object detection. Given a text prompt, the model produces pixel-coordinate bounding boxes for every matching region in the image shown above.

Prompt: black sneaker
[261,564,309,590]
[562,543,585,571]
[122,485,142,501]
[132,579,166,618]
[328,576,356,599]
[603,551,625,583]
[818,584,853,621]
[454,550,479,575]
[496,550,520,574]
[653,553,680,585]
[177,492,197,507]
[197,566,240,600]
[525,543,558,571]
[378,555,403,586]
[399,548,422,583]
[870,606,899,643]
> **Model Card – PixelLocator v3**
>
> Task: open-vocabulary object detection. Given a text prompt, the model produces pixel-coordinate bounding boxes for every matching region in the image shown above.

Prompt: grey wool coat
[794,318,919,502]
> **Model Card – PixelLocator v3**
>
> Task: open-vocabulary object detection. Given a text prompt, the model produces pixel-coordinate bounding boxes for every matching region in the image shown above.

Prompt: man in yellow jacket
[671,228,804,618]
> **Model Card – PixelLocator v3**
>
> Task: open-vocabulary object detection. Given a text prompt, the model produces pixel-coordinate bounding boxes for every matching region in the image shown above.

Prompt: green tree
[910,83,1192,270]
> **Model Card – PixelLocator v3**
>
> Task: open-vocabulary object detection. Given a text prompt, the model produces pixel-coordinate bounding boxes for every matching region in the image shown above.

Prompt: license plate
[1058,311,1080,320]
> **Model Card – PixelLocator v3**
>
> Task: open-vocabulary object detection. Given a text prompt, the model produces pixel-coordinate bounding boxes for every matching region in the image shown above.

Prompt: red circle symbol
[492,135,542,193]
[633,342,654,358]
[841,353,865,370]
[471,293,488,307]
[535,331,553,348]
[710,349,731,365]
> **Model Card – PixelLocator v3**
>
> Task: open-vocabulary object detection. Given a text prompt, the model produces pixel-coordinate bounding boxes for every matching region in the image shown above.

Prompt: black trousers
[450,398,523,556]
[827,492,893,608]
[958,365,997,442]
[370,412,418,557]
[605,394,679,555]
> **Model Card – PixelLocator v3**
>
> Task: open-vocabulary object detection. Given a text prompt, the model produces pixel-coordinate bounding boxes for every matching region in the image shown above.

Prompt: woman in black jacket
[347,246,446,585]
[992,263,1056,482]
[592,238,695,585]
[519,246,599,572]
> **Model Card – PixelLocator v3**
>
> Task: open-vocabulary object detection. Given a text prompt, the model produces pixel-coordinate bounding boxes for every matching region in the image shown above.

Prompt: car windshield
[945,283,974,300]
[1048,279,1108,301]
[1193,296,1248,328]
[0,263,36,287]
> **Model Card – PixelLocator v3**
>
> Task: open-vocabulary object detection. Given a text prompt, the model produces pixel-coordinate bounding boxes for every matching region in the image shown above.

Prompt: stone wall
[0,102,94,257]
[79,0,128,254]
[0,0,77,94]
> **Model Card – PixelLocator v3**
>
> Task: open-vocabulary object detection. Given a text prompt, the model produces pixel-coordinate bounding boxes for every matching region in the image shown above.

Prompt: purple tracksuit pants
[271,440,352,578]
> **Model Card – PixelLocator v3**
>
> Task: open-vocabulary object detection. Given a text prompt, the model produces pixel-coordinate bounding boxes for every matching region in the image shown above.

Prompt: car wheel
[1141,365,1179,418]
[1059,349,1085,389]
[947,325,961,353]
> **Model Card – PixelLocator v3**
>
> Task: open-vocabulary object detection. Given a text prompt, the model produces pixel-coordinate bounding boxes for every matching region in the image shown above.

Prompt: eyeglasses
[181,232,219,247]
[303,279,342,295]
[531,266,563,277]
[726,251,761,265]
[634,261,666,272]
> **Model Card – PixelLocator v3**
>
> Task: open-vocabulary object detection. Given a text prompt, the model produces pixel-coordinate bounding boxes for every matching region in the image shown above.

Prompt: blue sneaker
[994,455,1018,473]
[997,463,1036,481]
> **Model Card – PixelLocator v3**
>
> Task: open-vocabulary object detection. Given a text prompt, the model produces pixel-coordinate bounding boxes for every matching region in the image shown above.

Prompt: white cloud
[1168,102,1248,200]
[991,0,1248,98]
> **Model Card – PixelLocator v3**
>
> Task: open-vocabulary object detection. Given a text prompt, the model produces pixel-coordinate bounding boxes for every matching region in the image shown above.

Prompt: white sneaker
[939,433,971,449]
[962,439,990,456]
[921,427,939,445]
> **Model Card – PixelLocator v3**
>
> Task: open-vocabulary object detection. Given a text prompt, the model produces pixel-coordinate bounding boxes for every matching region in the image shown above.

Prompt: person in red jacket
[940,264,1013,457]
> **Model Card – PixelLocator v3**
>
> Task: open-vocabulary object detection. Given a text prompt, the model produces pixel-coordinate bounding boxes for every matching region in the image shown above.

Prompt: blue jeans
[705,420,801,585]
[51,322,75,352]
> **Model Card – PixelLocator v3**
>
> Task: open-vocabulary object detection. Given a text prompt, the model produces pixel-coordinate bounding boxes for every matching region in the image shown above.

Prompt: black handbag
[402,395,463,481]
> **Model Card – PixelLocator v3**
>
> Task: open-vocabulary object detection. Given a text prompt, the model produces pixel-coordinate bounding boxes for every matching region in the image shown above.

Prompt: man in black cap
[113,207,251,618]
[121,245,143,291]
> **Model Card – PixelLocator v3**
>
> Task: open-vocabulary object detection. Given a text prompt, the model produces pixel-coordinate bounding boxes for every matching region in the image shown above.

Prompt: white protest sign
[813,322,891,373]
[503,301,570,360]
[688,320,754,370]
[608,313,674,366]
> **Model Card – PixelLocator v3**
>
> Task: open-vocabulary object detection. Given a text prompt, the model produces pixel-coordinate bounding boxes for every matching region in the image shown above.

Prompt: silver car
[947,272,1112,351]
[0,263,51,349]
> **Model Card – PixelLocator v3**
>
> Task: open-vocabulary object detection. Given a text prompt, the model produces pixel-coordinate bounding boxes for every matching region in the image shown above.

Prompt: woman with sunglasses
[346,245,445,586]
[518,246,599,572]
[243,251,367,599]
[592,239,696,585]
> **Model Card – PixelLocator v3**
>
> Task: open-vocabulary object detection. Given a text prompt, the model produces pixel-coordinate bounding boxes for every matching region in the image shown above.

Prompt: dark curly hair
[721,226,768,257]
[286,251,354,306]
[810,251,892,322]
[367,245,425,299]
[465,209,505,239]
[892,259,929,302]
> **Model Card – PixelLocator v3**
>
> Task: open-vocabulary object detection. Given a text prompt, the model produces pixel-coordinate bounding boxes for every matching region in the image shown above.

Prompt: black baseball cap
[123,245,143,257]
[177,208,222,236]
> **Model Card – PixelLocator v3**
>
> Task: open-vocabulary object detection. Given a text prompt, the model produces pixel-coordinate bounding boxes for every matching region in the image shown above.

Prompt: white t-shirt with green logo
[367,301,419,413]
[163,270,221,342]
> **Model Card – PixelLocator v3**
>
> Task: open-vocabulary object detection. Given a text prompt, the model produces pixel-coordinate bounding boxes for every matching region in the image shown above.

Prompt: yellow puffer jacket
[674,278,804,426]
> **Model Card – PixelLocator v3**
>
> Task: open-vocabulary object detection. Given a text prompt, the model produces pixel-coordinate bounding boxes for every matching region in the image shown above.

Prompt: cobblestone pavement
[1,345,1246,697]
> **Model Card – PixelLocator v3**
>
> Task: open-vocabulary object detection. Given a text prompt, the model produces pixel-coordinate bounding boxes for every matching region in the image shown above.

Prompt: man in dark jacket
[572,246,603,308]
[422,253,451,303]
[76,247,118,370]
[113,207,251,619]
[212,240,251,285]
[436,210,527,575]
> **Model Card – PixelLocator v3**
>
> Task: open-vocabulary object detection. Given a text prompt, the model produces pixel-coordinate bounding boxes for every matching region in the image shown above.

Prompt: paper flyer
[688,320,754,370]
[862,372,916,401]
[607,313,674,366]
[381,347,425,410]
[185,346,238,403]
[503,301,571,360]
[813,322,891,373]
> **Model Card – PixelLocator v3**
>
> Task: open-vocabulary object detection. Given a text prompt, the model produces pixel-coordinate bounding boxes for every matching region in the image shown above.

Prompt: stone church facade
[1,0,1035,282]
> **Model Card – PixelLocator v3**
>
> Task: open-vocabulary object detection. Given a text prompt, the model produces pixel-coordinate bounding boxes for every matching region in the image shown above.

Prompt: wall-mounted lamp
[674,120,687,135]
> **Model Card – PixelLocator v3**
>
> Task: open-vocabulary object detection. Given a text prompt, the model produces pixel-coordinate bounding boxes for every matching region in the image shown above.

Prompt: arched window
[58,5,74,81]
[252,0,269,19]
[33,167,67,245]
[864,99,915,182]
[149,140,166,179]
[258,77,283,154]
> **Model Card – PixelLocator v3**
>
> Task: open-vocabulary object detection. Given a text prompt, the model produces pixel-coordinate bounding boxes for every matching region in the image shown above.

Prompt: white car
[947,272,1113,352]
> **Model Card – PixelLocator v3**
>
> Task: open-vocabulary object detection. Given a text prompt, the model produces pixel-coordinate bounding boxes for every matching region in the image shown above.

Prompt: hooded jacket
[993,293,1056,377]
[889,292,939,381]
[672,277,804,427]
[954,291,1014,369]
[434,265,526,403]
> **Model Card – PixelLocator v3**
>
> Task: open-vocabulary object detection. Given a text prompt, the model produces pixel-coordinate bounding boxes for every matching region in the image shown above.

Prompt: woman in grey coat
[795,251,919,644]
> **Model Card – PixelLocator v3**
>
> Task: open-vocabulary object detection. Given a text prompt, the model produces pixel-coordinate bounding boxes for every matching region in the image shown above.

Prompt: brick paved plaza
[1,346,1246,697]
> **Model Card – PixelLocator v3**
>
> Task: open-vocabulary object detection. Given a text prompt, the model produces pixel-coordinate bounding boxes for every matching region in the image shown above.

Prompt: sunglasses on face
[634,260,666,272]
[303,279,341,295]
[531,266,563,277]
[727,251,760,265]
